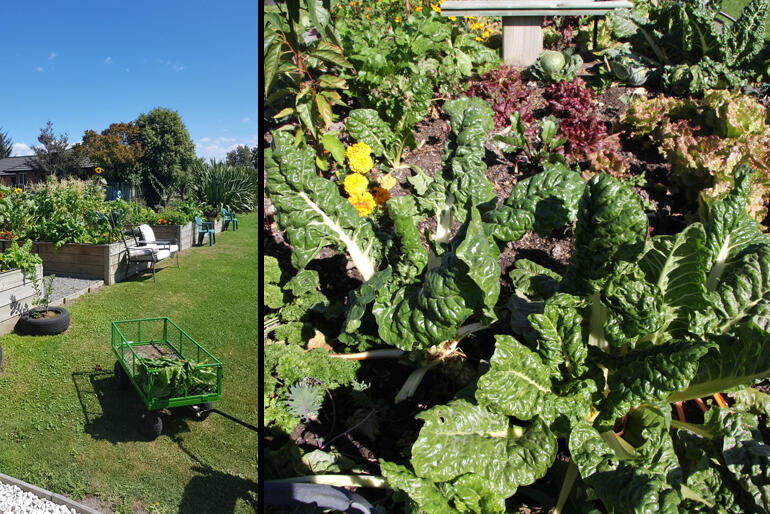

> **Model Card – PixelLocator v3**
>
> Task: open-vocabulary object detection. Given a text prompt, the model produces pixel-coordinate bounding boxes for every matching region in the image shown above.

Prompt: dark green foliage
[284,382,324,421]
[135,357,218,399]
[0,128,12,158]
[135,107,196,207]
[31,121,84,178]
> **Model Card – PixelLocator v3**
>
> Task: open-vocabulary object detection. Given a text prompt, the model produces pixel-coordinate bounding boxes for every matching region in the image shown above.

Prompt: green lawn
[719,0,770,40]
[0,215,257,513]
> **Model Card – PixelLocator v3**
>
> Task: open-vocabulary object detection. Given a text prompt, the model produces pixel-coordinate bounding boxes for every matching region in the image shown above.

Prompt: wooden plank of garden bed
[440,0,633,66]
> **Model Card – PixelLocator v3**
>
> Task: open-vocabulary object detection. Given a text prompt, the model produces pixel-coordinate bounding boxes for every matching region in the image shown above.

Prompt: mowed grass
[719,0,770,40]
[0,214,257,513]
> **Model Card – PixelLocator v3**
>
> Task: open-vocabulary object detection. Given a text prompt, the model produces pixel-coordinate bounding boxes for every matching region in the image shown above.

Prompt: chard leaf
[508,259,561,300]
[563,173,648,295]
[596,341,713,430]
[410,399,556,499]
[528,293,587,379]
[341,267,393,335]
[589,464,683,513]
[711,244,770,334]
[704,164,765,291]
[504,164,586,236]
[569,422,619,478]
[420,97,496,228]
[675,432,737,512]
[704,407,770,512]
[476,335,595,428]
[733,387,770,417]
[724,0,769,66]
[482,205,533,244]
[601,263,667,348]
[672,323,770,402]
[379,460,461,514]
[372,208,499,351]
[438,474,507,514]
[386,200,428,282]
[266,131,379,279]
[346,109,395,157]
[640,223,709,340]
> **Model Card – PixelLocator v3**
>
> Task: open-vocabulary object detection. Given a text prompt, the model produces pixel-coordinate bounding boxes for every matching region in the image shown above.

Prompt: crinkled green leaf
[476,335,595,428]
[504,164,585,237]
[346,109,395,157]
[411,399,556,499]
[455,207,501,324]
[482,205,533,244]
[590,463,683,513]
[733,387,770,417]
[341,267,393,335]
[379,460,461,514]
[438,474,507,514]
[529,293,587,379]
[563,173,648,295]
[710,244,770,334]
[704,164,766,291]
[601,263,667,348]
[640,224,709,341]
[508,259,561,300]
[672,323,770,402]
[265,131,379,278]
[596,341,713,430]
[723,0,769,66]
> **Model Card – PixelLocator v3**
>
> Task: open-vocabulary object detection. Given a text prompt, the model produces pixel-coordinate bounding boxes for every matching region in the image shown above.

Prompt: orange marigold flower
[371,186,391,206]
[395,15,401,22]
[415,5,423,10]
[348,192,376,216]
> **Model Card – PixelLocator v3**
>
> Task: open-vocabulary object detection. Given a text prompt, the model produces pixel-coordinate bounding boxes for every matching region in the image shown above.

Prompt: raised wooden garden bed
[0,241,150,286]
[152,222,195,251]
[0,264,42,333]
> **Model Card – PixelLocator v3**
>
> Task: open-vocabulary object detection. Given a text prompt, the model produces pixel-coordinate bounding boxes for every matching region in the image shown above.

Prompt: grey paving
[44,274,104,304]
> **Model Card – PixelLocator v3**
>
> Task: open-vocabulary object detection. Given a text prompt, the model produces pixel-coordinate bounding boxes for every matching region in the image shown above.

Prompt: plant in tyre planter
[16,273,70,336]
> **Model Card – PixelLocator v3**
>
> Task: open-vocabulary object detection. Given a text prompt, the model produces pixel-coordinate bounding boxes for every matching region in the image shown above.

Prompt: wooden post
[502,16,543,67]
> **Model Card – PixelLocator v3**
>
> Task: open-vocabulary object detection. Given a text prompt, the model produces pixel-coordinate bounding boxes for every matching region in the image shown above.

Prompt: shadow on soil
[72,370,192,442]
[174,437,258,513]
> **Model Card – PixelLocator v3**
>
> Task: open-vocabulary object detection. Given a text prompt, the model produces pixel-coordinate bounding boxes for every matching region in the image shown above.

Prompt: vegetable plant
[381,164,770,513]
[494,112,567,167]
[528,49,583,83]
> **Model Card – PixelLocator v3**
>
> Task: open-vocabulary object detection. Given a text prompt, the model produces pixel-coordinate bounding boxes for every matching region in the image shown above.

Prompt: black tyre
[113,361,129,389]
[16,307,70,336]
[138,411,163,440]
[191,402,213,421]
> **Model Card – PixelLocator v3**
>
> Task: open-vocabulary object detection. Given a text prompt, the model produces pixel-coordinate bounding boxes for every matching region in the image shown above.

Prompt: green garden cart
[111,317,223,439]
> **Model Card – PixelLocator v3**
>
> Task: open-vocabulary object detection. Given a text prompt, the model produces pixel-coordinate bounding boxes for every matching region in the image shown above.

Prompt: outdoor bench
[440,0,633,66]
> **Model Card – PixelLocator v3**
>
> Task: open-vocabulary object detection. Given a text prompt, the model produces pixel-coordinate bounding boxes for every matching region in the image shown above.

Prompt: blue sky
[0,1,258,161]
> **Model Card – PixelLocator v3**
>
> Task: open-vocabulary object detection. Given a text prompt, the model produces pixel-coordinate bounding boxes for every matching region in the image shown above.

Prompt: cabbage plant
[380,165,770,513]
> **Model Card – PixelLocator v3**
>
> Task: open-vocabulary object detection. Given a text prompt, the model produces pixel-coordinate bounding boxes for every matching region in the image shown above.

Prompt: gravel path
[0,483,77,513]
[45,274,103,304]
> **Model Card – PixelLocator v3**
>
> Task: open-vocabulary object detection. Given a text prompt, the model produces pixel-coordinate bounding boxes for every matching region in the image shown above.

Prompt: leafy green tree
[135,108,196,207]
[251,147,259,169]
[0,128,12,158]
[73,122,144,185]
[226,145,254,167]
[32,121,83,177]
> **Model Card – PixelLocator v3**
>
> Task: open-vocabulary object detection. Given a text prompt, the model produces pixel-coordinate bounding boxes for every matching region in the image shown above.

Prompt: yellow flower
[471,21,484,30]
[464,15,475,19]
[366,13,371,19]
[475,36,483,41]
[430,3,441,12]
[344,173,369,197]
[0,192,4,200]
[371,186,391,206]
[415,5,423,10]
[350,1,356,6]
[95,167,103,174]
[448,15,456,21]
[345,142,374,174]
[13,188,22,194]
[482,30,491,38]
[395,15,401,22]
[348,192,376,216]
[377,173,397,190]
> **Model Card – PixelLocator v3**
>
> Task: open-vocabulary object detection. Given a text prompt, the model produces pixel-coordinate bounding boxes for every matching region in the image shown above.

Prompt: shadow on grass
[174,437,258,513]
[72,370,192,442]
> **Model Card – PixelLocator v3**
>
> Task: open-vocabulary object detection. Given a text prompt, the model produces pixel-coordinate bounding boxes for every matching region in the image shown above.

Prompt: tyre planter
[15,306,70,336]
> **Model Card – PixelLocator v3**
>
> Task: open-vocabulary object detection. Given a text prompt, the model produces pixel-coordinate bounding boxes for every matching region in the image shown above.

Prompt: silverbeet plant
[380,165,770,513]
[266,97,586,401]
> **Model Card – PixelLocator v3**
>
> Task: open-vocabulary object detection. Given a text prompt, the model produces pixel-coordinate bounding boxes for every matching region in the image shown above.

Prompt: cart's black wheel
[138,411,163,440]
[113,361,129,389]
[190,402,213,421]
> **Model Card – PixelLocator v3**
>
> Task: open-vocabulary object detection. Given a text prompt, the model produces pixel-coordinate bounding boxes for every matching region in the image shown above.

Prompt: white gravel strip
[0,482,78,514]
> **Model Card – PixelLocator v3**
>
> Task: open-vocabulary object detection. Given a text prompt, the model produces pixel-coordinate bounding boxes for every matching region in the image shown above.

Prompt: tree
[135,108,196,207]
[226,145,254,167]
[73,122,144,184]
[251,147,259,169]
[0,128,12,158]
[32,121,83,177]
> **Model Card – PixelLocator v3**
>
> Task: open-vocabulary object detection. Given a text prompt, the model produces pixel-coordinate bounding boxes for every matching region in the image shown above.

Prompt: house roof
[0,155,96,176]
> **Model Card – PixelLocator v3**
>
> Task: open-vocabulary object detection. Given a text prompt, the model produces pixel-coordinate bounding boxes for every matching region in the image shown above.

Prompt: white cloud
[194,136,253,161]
[157,58,185,72]
[34,66,44,73]
[48,52,57,61]
[104,56,112,64]
[10,143,33,157]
